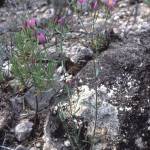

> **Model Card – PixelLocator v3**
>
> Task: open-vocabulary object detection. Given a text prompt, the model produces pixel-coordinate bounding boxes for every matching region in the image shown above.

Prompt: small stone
[2,60,12,79]
[30,147,38,150]
[15,120,33,141]
[119,3,128,8]
[8,79,22,93]
[36,142,41,148]
[64,140,71,147]
[135,137,144,149]
[56,66,64,75]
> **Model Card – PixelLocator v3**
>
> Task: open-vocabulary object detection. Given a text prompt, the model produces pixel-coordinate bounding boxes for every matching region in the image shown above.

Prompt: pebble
[15,120,33,141]
[119,3,128,8]
[36,142,41,148]
[30,147,38,150]
[64,140,71,147]
[113,15,120,21]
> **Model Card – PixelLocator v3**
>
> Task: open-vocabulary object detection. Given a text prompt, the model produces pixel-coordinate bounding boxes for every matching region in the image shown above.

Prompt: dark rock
[0,92,13,130]
[77,29,150,149]
[0,0,5,7]
[43,108,66,150]
[129,0,143,5]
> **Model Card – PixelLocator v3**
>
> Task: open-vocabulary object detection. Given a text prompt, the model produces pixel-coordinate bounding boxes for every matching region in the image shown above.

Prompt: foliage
[11,29,56,91]
[144,0,150,5]
[0,68,4,82]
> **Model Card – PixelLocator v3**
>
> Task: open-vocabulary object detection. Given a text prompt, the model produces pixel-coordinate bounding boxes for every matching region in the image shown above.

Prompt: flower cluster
[23,18,47,45]
[102,0,117,9]
[24,18,37,29]
[23,0,117,45]
[78,0,117,9]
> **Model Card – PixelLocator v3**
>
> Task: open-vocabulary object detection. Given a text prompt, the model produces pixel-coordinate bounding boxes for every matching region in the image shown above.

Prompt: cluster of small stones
[110,0,150,37]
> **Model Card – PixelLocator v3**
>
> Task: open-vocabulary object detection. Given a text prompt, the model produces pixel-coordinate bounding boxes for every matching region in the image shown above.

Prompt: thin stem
[66,84,73,116]
[77,11,88,34]
[91,59,98,150]
[94,69,98,135]
[34,94,39,124]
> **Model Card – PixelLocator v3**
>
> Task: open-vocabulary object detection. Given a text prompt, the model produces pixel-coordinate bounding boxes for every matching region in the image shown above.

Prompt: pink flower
[103,0,117,9]
[90,0,99,10]
[24,18,37,29]
[78,0,86,4]
[37,32,47,45]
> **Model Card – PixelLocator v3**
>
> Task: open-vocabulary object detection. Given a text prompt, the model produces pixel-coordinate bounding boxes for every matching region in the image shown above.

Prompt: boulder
[76,29,150,149]
[71,85,119,149]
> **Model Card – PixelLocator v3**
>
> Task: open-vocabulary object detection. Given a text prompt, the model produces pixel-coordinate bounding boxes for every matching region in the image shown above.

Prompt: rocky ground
[0,0,150,150]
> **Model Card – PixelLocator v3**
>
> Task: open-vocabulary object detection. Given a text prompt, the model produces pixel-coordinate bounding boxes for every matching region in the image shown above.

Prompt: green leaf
[144,0,150,5]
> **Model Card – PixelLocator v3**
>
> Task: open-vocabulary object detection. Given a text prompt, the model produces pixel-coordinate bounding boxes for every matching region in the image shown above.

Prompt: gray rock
[24,84,62,110]
[66,43,93,64]
[15,120,33,141]
[77,29,150,149]
[71,85,119,147]
[10,96,24,115]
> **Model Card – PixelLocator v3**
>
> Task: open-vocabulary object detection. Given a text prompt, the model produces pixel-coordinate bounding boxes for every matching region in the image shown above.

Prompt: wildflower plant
[11,27,56,91]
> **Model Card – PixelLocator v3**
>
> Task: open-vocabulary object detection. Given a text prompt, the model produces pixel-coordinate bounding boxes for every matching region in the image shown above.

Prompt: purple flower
[78,0,86,4]
[90,0,99,10]
[103,0,117,9]
[24,18,37,29]
[37,32,47,45]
